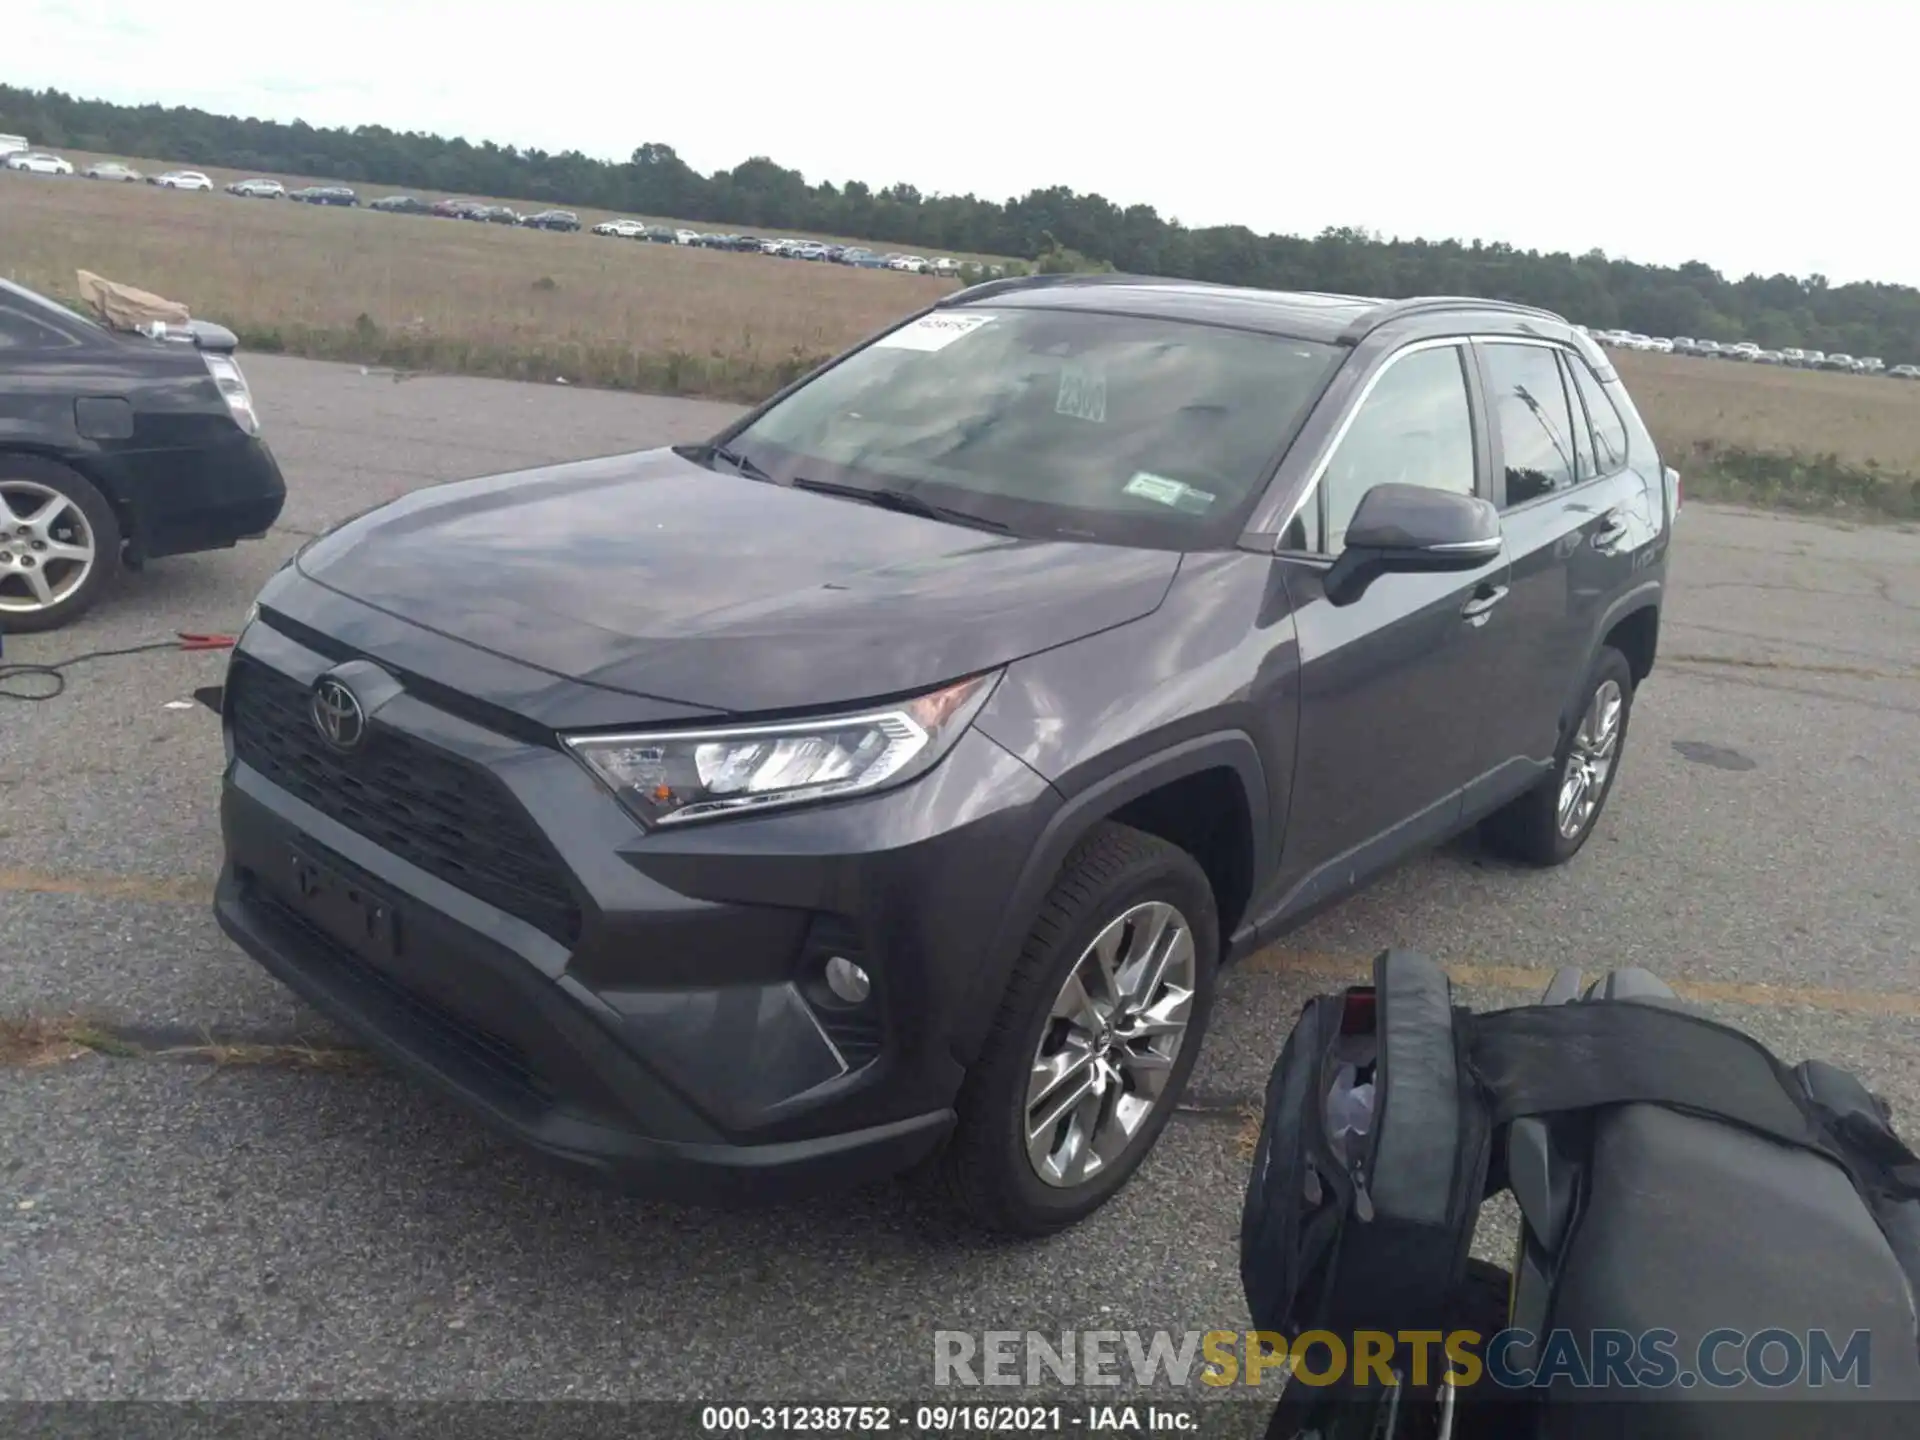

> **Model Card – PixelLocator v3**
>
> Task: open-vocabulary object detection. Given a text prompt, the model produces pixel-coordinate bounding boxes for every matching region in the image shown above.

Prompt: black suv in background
[521,209,581,232]
[215,278,1675,1234]
[288,185,357,206]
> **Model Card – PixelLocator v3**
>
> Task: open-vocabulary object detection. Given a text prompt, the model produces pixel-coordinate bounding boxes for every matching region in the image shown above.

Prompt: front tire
[943,822,1218,1235]
[0,460,121,632]
[1483,646,1635,866]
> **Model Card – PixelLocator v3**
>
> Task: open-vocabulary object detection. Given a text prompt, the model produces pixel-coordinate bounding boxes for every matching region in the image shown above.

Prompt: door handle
[1593,511,1631,551]
[1461,584,1509,623]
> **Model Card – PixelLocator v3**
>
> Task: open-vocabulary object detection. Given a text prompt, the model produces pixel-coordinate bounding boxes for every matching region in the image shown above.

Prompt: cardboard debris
[75,270,190,331]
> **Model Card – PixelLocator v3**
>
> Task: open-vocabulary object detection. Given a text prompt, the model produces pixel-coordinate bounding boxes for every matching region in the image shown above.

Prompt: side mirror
[1323,484,1502,605]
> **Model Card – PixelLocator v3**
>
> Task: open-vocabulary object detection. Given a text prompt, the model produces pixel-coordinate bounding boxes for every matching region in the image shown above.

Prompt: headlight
[202,352,260,434]
[564,672,999,827]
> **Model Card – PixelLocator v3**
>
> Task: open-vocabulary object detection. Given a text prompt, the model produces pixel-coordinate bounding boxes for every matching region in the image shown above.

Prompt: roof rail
[1340,295,1567,344]
[936,271,1164,307]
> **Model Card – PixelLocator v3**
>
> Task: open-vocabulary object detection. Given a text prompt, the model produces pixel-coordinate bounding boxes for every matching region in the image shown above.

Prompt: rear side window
[0,303,75,350]
[1481,342,1578,506]
[1567,356,1631,473]
[1560,354,1597,480]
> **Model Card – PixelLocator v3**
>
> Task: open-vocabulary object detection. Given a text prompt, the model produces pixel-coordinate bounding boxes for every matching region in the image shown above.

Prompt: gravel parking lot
[3,355,1917,1401]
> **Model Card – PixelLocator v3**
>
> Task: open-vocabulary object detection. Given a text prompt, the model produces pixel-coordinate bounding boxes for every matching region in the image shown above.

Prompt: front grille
[253,882,552,1102]
[229,656,583,946]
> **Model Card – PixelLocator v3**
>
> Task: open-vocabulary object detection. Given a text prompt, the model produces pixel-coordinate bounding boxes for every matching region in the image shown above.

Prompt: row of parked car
[2,150,215,189]
[585,218,978,272]
[221,177,587,228]
[2,148,986,272]
[1585,328,1918,378]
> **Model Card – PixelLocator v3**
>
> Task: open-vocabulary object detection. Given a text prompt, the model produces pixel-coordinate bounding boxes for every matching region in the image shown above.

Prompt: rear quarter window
[1567,354,1633,473]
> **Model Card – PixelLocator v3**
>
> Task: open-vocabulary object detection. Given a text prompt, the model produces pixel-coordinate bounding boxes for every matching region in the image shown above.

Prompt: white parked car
[5,151,73,175]
[592,219,646,237]
[931,257,961,275]
[1646,337,1674,353]
[674,228,700,245]
[153,170,214,191]
[84,160,142,182]
[226,177,284,198]
[889,254,930,273]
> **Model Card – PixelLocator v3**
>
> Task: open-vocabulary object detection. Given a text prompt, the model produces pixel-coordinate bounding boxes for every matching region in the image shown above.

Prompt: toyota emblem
[311,676,367,751]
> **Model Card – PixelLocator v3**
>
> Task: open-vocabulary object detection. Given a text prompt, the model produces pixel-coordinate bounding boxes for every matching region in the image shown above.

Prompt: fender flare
[950,730,1270,1068]
[1560,584,1661,738]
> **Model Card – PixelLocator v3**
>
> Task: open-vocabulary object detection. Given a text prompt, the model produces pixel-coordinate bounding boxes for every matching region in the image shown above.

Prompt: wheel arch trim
[950,730,1269,1069]
[1562,584,1660,739]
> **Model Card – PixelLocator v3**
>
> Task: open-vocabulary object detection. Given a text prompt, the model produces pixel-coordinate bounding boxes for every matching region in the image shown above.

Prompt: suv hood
[296,447,1180,716]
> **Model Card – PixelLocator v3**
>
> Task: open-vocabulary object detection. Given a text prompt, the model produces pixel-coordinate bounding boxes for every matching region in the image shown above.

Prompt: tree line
[7,84,1919,363]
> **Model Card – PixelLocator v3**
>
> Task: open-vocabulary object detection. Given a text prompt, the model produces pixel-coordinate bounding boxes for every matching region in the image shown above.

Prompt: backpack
[1240,949,1920,1359]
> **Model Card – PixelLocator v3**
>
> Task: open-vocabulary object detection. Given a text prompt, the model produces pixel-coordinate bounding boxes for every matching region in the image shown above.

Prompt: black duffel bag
[1241,950,1920,1385]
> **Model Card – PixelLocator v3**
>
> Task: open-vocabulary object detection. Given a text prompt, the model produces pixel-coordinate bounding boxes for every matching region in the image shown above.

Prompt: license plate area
[285,848,402,963]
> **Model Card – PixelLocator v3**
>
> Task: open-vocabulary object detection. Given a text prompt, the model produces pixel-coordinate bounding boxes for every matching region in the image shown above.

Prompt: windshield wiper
[789,476,1009,532]
[696,441,776,484]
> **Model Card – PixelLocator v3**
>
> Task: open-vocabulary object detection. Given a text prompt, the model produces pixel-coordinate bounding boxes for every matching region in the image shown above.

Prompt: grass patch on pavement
[0,1011,373,1071]
[0,1014,136,1067]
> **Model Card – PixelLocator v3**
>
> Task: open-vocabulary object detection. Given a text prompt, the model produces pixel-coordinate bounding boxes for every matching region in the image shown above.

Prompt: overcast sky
[13,0,1913,286]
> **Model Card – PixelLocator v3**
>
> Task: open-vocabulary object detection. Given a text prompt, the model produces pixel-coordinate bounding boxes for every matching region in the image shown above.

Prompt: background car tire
[1482,646,1635,867]
[0,458,121,633]
[941,821,1219,1236]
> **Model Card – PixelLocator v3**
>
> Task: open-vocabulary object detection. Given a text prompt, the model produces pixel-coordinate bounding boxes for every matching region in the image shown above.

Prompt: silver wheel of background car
[0,479,97,615]
[1557,678,1624,839]
[1025,900,1197,1188]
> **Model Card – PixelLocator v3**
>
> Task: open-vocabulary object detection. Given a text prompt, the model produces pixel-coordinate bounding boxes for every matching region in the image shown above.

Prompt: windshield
[727,306,1341,548]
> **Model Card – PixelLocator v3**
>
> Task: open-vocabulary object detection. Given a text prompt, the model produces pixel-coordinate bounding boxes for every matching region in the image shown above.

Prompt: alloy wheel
[1025,900,1197,1188]
[1557,678,1624,839]
[0,480,96,614]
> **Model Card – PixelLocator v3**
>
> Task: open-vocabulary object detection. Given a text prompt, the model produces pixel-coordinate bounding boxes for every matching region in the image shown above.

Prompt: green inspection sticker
[1124,471,1217,511]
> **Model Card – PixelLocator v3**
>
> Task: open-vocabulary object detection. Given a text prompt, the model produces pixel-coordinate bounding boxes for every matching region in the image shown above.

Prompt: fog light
[824,955,871,1004]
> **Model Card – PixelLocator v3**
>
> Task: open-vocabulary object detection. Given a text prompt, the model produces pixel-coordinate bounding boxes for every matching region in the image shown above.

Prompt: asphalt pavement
[2,355,1916,1400]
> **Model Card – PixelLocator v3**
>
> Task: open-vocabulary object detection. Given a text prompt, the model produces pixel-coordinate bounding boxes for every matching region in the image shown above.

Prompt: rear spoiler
[145,318,239,353]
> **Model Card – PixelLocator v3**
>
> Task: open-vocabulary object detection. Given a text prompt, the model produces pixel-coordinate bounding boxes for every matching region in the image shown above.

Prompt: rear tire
[1482,646,1635,867]
[0,459,120,633]
[943,822,1218,1236]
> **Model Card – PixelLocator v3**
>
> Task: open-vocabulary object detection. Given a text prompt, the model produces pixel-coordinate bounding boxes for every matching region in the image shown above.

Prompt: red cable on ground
[0,631,235,702]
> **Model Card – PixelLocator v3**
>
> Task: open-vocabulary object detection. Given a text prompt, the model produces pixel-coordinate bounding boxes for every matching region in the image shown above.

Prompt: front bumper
[214,612,1060,1198]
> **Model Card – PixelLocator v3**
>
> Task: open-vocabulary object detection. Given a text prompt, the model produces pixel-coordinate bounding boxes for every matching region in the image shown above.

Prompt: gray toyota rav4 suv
[215,276,1676,1234]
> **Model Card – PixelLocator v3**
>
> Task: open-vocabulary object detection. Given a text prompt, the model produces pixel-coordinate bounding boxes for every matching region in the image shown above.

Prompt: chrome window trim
[1274,335,1476,555]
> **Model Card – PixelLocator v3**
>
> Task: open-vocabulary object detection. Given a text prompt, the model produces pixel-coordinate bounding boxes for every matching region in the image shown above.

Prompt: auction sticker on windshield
[1055,362,1107,422]
[875,314,995,351]
[1124,471,1216,512]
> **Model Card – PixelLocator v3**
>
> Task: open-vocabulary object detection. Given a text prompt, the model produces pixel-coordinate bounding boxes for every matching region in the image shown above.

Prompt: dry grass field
[4,161,1916,516]
[0,167,953,398]
[43,147,1016,265]
[1614,351,1920,472]
[1612,351,1920,519]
